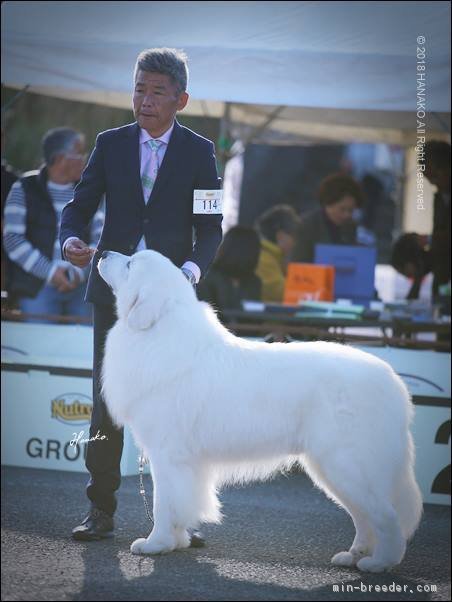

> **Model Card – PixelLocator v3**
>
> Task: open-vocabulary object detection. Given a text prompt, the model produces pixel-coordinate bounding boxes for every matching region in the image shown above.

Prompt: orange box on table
[283,263,335,304]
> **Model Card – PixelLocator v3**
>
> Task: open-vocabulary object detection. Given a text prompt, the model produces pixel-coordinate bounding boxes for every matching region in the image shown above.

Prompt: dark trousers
[85,302,123,517]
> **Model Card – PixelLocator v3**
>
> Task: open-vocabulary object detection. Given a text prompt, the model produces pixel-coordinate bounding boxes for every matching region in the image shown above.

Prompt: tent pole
[217,101,232,177]
[243,105,286,145]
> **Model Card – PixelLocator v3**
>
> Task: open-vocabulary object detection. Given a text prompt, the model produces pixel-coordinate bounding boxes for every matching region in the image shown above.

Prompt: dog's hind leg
[330,461,405,572]
[334,495,405,572]
[331,509,375,567]
[302,454,404,572]
[355,504,406,573]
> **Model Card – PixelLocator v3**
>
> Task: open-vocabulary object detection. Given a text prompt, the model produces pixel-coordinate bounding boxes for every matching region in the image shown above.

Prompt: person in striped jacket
[3,127,104,321]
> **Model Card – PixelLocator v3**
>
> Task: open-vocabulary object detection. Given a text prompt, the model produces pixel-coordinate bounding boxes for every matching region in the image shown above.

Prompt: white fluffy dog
[98,249,422,572]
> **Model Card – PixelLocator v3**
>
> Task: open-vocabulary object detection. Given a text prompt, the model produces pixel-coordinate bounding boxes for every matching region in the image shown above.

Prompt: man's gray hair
[42,127,83,166]
[134,48,189,93]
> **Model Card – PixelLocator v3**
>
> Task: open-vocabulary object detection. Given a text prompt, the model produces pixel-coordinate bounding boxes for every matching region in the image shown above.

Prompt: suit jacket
[59,119,223,305]
[291,207,357,263]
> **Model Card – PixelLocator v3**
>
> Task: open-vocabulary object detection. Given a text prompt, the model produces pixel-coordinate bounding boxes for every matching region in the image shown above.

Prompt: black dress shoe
[72,507,114,541]
[188,528,206,548]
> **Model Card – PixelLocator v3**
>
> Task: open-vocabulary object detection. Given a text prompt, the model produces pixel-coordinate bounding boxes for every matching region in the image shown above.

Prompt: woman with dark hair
[197,226,262,312]
[292,172,364,262]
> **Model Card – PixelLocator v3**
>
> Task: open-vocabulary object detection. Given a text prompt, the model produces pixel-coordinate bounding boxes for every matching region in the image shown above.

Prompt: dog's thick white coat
[98,250,422,572]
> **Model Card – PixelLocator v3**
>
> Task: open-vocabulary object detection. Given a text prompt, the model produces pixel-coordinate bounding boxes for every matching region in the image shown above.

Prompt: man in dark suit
[60,48,223,545]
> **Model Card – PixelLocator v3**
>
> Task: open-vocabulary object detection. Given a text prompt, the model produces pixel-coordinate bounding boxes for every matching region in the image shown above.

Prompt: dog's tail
[392,432,423,540]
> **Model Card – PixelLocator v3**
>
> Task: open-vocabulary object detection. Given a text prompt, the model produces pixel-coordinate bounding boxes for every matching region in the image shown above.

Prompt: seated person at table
[391,233,434,300]
[197,226,261,314]
[255,204,301,303]
[292,172,364,263]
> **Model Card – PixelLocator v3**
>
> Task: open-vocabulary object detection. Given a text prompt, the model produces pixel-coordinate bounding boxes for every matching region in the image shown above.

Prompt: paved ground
[1,466,450,601]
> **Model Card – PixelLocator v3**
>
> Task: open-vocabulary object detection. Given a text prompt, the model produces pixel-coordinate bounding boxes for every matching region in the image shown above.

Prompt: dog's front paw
[331,551,356,566]
[130,535,176,555]
[130,537,148,555]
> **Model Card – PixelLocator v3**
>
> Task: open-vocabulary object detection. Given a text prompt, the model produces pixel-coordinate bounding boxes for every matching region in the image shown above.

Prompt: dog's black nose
[101,250,110,260]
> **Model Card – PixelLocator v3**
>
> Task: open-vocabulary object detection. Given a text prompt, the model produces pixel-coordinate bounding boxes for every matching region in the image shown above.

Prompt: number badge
[193,190,223,214]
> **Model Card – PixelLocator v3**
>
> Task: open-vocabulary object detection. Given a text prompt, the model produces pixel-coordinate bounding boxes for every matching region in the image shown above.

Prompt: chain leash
[138,452,154,526]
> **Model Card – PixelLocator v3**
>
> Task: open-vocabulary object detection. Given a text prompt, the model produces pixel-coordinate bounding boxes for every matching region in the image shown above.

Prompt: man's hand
[50,266,78,293]
[65,238,96,268]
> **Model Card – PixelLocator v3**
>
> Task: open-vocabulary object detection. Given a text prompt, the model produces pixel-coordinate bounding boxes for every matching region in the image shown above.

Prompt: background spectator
[255,204,300,303]
[1,128,20,297]
[197,225,261,314]
[292,172,364,263]
[3,127,104,321]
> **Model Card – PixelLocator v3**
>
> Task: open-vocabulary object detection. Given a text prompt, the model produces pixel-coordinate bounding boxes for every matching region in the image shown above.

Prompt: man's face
[133,70,188,137]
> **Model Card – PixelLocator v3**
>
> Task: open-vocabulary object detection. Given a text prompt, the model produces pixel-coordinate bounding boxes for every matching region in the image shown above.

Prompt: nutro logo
[51,393,92,426]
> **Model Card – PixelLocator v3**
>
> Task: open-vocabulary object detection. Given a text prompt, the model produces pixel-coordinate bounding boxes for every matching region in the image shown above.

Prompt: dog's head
[97,249,195,330]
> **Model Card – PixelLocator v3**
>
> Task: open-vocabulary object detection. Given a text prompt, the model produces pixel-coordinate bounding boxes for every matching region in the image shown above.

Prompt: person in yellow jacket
[255,204,301,303]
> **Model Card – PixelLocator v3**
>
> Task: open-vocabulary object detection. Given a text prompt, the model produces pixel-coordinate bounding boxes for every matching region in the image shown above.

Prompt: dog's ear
[126,292,156,331]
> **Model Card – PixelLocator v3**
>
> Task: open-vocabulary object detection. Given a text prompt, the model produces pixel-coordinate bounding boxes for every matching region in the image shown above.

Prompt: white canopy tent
[2,1,451,145]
